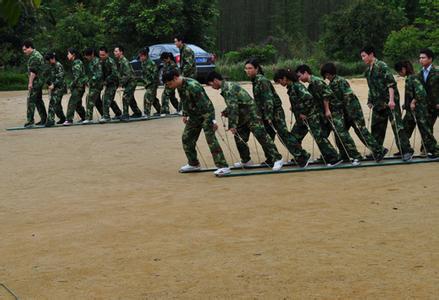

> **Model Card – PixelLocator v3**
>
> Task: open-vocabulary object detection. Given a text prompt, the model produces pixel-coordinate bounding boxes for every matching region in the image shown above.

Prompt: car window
[187,45,206,54]
[150,47,162,57]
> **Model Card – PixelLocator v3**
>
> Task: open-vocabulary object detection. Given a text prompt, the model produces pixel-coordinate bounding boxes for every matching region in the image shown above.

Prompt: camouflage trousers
[101,84,122,118]
[371,105,412,154]
[122,82,142,116]
[161,86,180,114]
[66,87,86,122]
[403,104,439,155]
[47,88,65,123]
[291,113,340,163]
[429,106,438,131]
[26,85,47,124]
[232,112,282,164]
[264,107,310,163]
[143,85,161,115]
[182,116,228,168]
[343,98,385,157]
[325,110,362,160]
[85,86,102,120]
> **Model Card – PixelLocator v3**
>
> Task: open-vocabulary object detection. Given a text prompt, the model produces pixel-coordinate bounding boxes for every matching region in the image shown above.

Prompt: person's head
[206,71,223,89]
[295,64,312,82]
[174,35,184,49]
[320,62,337,80]
[273,69,298,87]
[98,46,108,60]
[160,52,175,63]
[67,47,80,61]
[394,61,414,77]
[419,48,434,68]
[114,45,124,59]
[83,47,95,61]
[139,47,149,62]
[244,58,263,79]
[44,52,57,64]
[22,39,34,56]
[360,45,376,65]
[162,69,182,89]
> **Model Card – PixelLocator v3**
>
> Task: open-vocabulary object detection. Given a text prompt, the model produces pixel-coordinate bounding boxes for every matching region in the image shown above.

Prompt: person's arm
[70,61,80,88]
[119,60,130,87]
[321,81,333,117]
[224,90,239,130]
[259,79,274,122]
[53,64,64,88]
[381,63,398,110]
[182,48,195,76]
[91,60,103,86]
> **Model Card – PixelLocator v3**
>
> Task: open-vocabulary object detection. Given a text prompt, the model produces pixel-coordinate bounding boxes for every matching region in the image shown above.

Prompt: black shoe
[35,120,46,126]
[262,160,274,167]
[428,152,438,159]
[45,121,55,127]
[375,148,388,163]
[112,114,122,120]
[153,112,161,116]
[120,114,129,122]
[56,119,65,125]
[24,122,34,128]
[402,151,414,161]
[298,155,311,168]
[130,113,142,118]
[365,153,374,159]
[393,151,401,157]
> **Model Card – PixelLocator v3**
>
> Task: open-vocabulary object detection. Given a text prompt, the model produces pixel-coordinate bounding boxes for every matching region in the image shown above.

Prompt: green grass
[0,69,28,91]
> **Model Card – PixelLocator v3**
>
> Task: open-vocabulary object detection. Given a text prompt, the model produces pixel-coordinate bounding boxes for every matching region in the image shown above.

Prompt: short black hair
[273,69,298,82]
[139,47,149,56]
[160,52,175,62]
[99,46,108,53]
[115,45,125,53]
[394,60,415,75]
[360,45,376,56]
[22,39,34,49]
[44,52,56,61]
[295,64,312,75]
[420,48,434,60]
[83,47,95,56]
[245,58,264,75]
[162,69,180,83]
[174,34,184,42]
[67,47,80,58]
[207,71,223,82]
[320,62,337,77]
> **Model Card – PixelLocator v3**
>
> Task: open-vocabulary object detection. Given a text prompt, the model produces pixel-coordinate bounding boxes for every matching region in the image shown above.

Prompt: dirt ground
[1,79,438,299]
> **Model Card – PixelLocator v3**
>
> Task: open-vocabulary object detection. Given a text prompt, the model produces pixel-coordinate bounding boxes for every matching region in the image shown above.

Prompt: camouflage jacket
[418,65,439,108]
[405,74,427,108]
[251,74,283,121]
[101,57,119,86]
[365,59,400,109]
[86,57,103,89]
[70,59,88,89]
[180,44,196,78]
[328,75,355,110]
[177,77,215,122]
[27,49,45,87]
[141,58,159,88]
[308,75,335,113]
[46,61,66,91]
[117,56,136,87]
[162,60,178,74]
[220,80,257,128]
[287,82,317,117]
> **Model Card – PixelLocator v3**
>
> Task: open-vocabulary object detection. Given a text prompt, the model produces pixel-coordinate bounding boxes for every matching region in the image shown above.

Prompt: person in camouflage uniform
[360,46,413,161]
[296,64,362,164]
[83,48,103,122]
[22,40,47,127]
[395,61,439,157]
[64,48,86,125]
[418,48,439,133]
[207,71,286,170]
[98,46,122,122]
[160,52,180,114]
[114,46,142,120]
[244,59,311,167]
[174,35,196,78]
[162,69,230,175]
[320,63,387,162]
[44,52,66,127]
[138,48,161,117]
[275,69,342,166]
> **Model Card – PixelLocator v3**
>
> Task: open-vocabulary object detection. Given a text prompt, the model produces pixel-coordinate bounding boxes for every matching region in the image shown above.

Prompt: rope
[303,119,328,165]
[328,116,352,162]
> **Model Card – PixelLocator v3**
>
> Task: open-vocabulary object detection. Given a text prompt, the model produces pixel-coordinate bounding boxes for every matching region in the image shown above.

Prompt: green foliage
[384,26,427,64]
[0,0,41,25]
[0,69,28,91]
[414,0,439,53]
[222,44,278,64]
[320,0,407,61]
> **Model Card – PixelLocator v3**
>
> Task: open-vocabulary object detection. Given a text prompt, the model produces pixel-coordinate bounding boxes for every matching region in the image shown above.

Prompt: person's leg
[371,107,388,147]
[202,119,228,168]
[128,83,142,116]
[308,113,340,163]
[53,89,66,123]
[143,88,153,116]
[34,87,47,123]
[234,123,252,163]
[46,91,57,125]
[250,120,282,163]
[85,88,100,120]
[389,105,412,155]
[330,111,362,160]
[403,109,416,139]
[182,119,203,166]
[74,88,86,121]
[161,87,171,114]
[66,88,82,122]
[414,104,439,154]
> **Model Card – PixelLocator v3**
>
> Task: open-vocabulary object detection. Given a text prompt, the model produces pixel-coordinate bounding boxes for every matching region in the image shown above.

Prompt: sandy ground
[0,79,439,299]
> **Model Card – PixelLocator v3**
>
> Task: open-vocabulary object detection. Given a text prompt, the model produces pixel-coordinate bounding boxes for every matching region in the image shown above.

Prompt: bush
[0,69,28,91]
[222,44,278,64]
[384,26,428,64]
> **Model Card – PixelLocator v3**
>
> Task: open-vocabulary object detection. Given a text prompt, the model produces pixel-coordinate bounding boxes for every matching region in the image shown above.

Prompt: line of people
[161,46,438,175]
[21,35,197,127]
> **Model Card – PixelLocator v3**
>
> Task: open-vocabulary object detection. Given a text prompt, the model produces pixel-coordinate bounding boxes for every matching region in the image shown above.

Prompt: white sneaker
[144,114,150,119]
[99,117,110,123]
[233,160,254,168]
[352,159,361,166]
[63,121,72,126]
[327,159,343,167]
[214,167,231,176]
[272,159,284,171]
[179,164,201,172]
[82,119,92,124]
[160,113,167,117]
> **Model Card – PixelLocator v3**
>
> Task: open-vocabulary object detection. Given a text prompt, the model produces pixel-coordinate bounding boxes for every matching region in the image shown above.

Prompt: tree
[0,0,41,25]
[384,26,427,64]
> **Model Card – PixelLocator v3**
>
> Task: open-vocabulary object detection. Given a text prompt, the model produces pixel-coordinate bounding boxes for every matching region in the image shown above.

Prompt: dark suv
[130,43,215,83]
